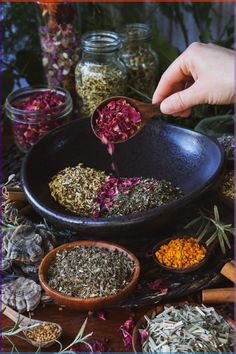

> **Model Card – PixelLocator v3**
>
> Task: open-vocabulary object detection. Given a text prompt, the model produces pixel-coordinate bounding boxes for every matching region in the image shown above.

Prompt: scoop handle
[2,304,36,327]
[2,304,25,324]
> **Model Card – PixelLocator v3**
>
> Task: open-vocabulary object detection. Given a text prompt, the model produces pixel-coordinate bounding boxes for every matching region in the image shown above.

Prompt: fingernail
[160,99,173,114]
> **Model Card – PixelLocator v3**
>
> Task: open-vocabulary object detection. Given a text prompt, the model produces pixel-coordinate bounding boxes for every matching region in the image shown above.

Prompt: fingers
[152,52,191,104]
[160,81,204,115]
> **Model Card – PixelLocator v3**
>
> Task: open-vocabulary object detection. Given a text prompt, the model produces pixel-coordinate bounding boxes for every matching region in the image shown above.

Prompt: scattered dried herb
[140,305,234,353]
[47,246,135,298]
[221,170,234,200]
[155,237,206,269]
[217,135,234,160]
[75,63,126,118]
[94,99,141,144]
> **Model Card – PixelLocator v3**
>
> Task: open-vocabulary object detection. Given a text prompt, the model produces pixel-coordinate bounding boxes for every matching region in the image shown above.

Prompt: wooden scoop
[3,304,62,348]
[91,96,162,143]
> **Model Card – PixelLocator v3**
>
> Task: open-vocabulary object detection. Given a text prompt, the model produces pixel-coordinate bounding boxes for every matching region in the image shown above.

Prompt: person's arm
[152,42,234,117]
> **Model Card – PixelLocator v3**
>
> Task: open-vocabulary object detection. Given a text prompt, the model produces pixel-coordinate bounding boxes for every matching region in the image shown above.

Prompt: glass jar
[75,31,127,118]
[120,23,159,99]
[37,2,80,100]
[5,86,72,153]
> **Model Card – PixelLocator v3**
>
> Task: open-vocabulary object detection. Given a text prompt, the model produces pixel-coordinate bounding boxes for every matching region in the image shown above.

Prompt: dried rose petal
[94,99,141,144]
[120,319,135,349]
[147,278,162,290]
[140,329,148,344]
[12,90,66,151]
[97,311,106,321]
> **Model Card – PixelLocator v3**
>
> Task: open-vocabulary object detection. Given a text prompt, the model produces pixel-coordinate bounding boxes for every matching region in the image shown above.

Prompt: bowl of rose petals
[22,108,225,237]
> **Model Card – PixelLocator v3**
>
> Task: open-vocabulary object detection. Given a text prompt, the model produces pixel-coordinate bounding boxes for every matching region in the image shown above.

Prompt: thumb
[160,82,204,115]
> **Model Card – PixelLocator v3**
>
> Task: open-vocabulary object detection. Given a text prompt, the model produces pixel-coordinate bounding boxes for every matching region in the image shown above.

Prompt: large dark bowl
[21,118,225,238]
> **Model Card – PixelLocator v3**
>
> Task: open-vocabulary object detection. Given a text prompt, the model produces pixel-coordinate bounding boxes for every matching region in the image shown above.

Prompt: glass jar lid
[81,31,122,54]
[120,23,152,42]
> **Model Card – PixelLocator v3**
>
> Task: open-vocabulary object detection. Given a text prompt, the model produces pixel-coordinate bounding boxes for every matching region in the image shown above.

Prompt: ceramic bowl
[39,240,140,310]
[152,235,210,274]
[21,118,225,237]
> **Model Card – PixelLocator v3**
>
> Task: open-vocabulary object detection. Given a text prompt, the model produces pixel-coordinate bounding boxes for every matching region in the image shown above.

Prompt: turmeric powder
[155,237,206,269]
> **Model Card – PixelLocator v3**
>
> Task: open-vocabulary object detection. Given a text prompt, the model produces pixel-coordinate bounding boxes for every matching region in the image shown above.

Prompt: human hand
[152,42,234,117]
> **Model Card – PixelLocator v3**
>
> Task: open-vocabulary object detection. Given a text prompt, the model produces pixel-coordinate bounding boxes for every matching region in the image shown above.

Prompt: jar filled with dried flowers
[5,86,72,152]
[119,23,159,99]
[75,31,127,118]
[37,2,80,99]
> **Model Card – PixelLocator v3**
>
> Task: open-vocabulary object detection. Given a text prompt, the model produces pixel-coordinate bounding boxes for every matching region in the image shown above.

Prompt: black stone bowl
[21,118,225,238]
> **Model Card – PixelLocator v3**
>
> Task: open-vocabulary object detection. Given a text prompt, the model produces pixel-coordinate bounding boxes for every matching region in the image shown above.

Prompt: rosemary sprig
[184,205,234,254]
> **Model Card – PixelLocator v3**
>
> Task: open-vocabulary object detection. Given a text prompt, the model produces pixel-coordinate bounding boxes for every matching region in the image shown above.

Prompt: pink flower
[147,279,168,294]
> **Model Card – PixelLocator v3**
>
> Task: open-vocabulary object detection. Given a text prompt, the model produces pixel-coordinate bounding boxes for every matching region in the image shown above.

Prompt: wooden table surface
[2,122,234,353]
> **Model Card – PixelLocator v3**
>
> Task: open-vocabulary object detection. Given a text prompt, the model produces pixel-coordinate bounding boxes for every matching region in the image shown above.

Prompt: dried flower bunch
[49,163,182,218]
[140,305,234,353]
[38,2,79,96]
[47,246,135,297]
[75,64,126,117]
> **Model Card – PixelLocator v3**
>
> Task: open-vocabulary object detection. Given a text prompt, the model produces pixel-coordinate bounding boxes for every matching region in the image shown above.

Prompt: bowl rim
[39,240,140,306]
[152,234,210,274]
[21,119,226,228]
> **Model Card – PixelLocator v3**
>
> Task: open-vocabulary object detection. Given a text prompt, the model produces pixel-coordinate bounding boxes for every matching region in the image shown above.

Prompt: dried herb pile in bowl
[221,170,234,200]
[49,163,182,218]
[47,246,135,297]
[139,305,234,353]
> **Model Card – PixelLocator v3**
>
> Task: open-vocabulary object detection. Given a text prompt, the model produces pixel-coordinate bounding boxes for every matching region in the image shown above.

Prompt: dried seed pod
[2,277,41,313]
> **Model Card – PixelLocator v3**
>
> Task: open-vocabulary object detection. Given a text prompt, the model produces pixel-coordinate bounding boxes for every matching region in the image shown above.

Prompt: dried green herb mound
[49,163,108,216]
[140,305,234,353]
[47,246,135,297]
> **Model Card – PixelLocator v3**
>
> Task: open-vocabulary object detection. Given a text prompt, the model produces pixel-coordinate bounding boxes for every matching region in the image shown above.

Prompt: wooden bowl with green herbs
[39,240,140,310]
[132,303,234,353]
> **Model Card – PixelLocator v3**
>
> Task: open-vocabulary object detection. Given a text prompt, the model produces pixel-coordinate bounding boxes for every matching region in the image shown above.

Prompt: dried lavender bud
[47,246,135,297]
[75,64,126,118]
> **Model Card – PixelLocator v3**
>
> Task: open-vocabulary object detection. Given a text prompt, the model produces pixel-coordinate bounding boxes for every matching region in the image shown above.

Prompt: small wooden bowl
[152,235,210,274]
[39,240,140,310]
